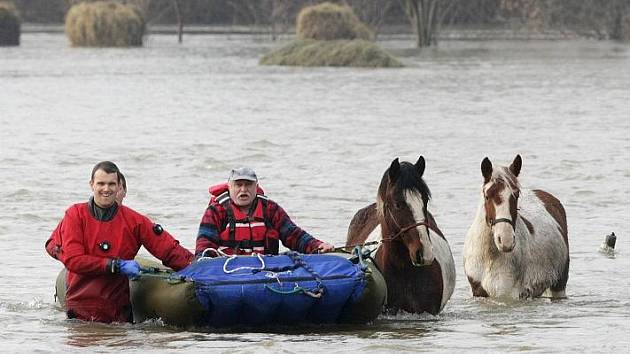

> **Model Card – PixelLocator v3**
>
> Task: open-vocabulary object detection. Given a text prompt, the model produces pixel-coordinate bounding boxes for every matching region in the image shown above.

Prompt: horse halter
[382,221,440,242]
[381,202,440,242]
[490,217,516,230]
[484,187,518,232]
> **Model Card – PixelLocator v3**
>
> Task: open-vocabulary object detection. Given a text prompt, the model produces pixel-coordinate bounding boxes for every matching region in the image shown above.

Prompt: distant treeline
[12,0,630,39]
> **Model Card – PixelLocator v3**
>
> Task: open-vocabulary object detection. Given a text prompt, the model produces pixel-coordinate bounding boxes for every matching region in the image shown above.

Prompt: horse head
[377,156,434,267]
[480,154,522,253]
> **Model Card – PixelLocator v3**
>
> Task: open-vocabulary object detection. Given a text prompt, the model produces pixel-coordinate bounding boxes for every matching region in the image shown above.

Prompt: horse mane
[490,166,521,197]
[376,161,432,220]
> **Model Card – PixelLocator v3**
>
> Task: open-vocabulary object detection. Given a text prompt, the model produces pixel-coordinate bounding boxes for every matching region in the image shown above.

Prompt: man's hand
[118,260,141,278]
[317,242,335,254]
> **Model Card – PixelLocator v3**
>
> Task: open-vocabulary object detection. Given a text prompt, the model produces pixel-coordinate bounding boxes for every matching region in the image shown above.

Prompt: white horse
[463,155,569,299]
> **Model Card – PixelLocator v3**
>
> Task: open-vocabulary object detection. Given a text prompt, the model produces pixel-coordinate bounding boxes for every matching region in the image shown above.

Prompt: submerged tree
[403,0,456,47]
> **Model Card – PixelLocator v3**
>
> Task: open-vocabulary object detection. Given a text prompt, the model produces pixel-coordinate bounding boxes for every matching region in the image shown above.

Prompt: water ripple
[2,34,629,353]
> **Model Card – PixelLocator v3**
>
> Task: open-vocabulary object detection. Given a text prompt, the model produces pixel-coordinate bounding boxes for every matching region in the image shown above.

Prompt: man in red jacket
[47,172,128,260]
[51,161,194,323]
[196,167,334,257]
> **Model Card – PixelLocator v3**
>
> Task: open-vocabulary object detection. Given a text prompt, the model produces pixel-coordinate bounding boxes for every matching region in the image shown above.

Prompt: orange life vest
[208,183,279,255]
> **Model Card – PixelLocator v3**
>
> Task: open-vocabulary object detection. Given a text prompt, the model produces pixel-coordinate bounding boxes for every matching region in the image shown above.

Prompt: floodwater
[1,33,629,353]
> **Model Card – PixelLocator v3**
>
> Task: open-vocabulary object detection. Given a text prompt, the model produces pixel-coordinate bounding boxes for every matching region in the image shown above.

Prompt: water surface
[1,33,629,353]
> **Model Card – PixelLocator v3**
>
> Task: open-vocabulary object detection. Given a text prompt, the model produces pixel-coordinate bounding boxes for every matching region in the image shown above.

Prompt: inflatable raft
[55,248,386,327]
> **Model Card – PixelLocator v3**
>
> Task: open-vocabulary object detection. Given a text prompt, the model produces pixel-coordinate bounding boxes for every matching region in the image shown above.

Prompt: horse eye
[394,201,403,209]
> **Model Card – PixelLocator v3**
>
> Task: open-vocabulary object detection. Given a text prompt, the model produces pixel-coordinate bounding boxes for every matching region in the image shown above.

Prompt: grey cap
[228,167,258,182]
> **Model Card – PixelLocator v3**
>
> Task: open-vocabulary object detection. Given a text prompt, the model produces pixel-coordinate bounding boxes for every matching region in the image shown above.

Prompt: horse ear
[388,158,400,183]
[481,157,492,183]
[415,156,425,177]
[510,154,522,177]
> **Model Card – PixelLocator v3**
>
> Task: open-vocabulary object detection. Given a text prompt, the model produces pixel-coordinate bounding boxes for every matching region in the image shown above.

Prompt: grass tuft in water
[296,2,373,41]
[260,39,403,68]
[65,1,145,47]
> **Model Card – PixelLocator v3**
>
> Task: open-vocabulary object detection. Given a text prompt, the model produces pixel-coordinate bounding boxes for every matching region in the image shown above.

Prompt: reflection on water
[1,33,629,352]
[66,322,135,347]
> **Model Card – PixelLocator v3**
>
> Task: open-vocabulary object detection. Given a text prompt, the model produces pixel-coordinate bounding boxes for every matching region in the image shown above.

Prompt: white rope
[200,247,229,259]
[223,252,266,274]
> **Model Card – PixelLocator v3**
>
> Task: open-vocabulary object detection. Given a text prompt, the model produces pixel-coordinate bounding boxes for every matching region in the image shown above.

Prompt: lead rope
[334,205,440,252]
[333,220,437,253]
[333,240,380,253]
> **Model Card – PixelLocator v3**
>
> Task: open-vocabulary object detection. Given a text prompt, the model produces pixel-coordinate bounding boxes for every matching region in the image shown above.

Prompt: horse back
[533,189,568,246]
[346,203,379,246]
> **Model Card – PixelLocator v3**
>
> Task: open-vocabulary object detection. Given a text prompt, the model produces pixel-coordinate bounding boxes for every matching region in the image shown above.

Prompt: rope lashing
[137,267,188,283]
[263,251,325,299]
[223,252,266,274]
[200,247,229,259]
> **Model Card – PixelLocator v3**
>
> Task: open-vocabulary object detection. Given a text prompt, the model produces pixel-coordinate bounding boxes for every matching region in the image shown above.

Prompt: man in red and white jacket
[196,167,334,257]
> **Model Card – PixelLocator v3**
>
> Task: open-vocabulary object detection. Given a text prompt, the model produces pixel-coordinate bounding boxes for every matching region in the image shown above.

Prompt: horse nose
[415,250,424,264]
[501,244,514,252]
[494,231,515,253]
[498,236,515,252]
[412,249,433,266]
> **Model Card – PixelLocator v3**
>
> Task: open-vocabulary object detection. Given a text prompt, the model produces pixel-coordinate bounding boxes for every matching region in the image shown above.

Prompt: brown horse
[464,155,569,299]
[346,157,455,315]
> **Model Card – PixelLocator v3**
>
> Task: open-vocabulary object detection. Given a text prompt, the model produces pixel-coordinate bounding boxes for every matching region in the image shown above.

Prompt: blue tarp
[175,253,368,327]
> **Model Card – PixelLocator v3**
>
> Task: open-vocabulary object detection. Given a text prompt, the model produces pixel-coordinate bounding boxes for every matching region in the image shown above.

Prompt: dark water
[1,33,629,352]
